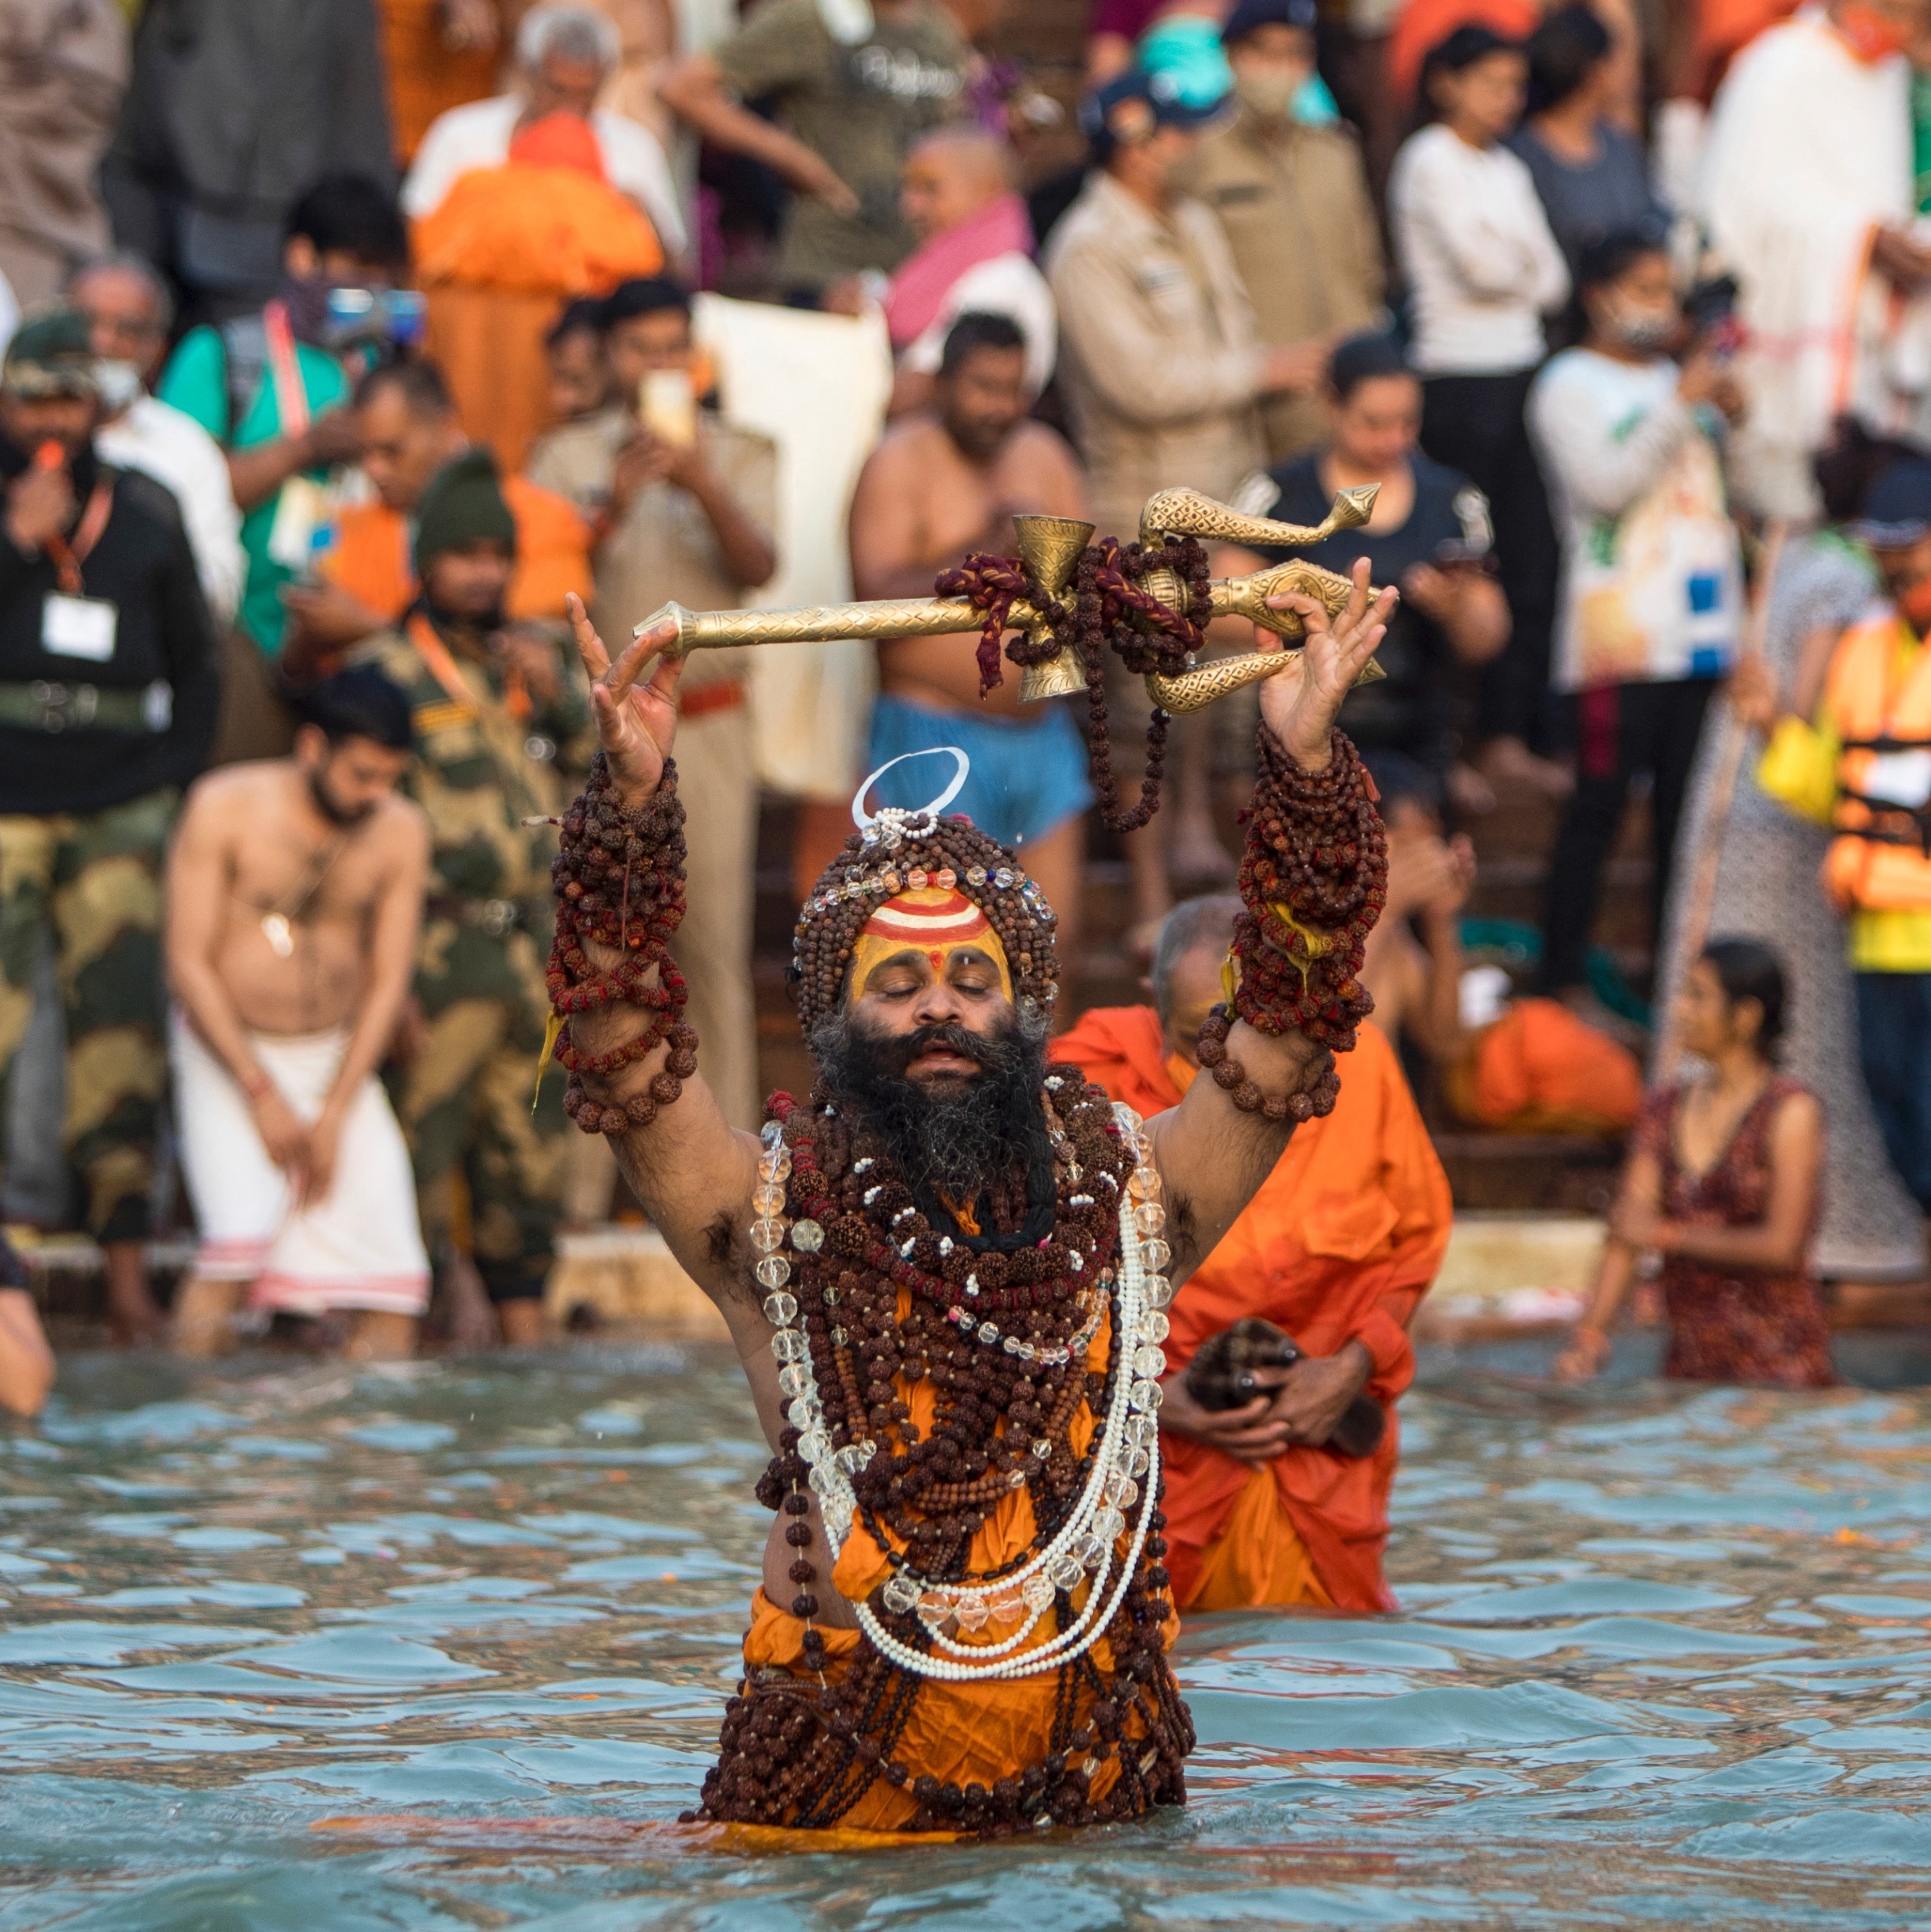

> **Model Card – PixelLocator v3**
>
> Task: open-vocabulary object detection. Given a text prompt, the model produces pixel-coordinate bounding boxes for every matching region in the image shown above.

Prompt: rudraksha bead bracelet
[546,752,699,1137]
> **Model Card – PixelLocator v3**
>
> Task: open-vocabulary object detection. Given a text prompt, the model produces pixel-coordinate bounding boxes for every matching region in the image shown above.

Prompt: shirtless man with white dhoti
[164,667,432,1358]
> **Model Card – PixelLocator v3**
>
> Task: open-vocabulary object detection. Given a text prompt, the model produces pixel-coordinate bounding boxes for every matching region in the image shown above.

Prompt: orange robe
[377,0,499,164]
[1050,1008,1451,1614]
[1444,997,1643,1135]
[322,474,593,629]
[740,1283,1179,1829]
[413,158,663,472]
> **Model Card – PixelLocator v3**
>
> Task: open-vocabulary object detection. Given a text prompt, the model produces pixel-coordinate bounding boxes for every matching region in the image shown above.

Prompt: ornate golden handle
[632,488,1389,710]
[1139,483,1377,550]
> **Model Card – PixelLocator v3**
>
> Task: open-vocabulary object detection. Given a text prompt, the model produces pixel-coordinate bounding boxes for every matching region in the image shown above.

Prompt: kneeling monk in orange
[549,558,1395,1835]
[1053,895,1450,1615]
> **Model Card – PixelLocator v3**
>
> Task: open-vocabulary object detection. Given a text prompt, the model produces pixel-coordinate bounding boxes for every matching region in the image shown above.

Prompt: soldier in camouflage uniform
[355,448,594,1345]
[0,312,221,1341]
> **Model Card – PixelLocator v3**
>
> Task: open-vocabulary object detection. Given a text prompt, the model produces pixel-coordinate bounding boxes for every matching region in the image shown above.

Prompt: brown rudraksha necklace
[694,1079,1193,1834]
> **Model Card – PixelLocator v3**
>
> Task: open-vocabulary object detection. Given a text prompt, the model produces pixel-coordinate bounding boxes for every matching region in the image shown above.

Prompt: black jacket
[0,441,221,815]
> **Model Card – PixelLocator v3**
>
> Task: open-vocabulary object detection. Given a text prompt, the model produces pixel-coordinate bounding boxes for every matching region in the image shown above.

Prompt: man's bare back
[852,413,1089,718]
[178,762,424,1036]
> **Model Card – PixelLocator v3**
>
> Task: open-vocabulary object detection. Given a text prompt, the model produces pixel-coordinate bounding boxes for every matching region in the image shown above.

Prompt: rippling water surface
[8,1338,1931,1928]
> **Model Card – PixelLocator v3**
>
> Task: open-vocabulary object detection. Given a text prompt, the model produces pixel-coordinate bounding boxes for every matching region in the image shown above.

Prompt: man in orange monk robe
[1051,895,1451,1613]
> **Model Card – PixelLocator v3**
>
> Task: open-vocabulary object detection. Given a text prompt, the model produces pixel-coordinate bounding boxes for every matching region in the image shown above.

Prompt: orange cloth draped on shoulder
[1050,1006,1451,1614]
[413,117,665,472]
[323,475,595,628]
[742,1283,1179,1831]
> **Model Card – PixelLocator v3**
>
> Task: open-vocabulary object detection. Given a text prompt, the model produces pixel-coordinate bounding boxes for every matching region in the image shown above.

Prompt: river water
[7,1337,1931,1928]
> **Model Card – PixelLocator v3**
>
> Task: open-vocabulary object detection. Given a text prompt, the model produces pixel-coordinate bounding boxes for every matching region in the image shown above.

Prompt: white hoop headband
[851,746,971,831]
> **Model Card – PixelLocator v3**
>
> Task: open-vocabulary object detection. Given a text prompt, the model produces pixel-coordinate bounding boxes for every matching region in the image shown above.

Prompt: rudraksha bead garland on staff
[692,1088,1194,1835]
[1198,725,1388,1122]
[546,752,699,1137]
[936,535,1213,835]
[791,805,1061,1033]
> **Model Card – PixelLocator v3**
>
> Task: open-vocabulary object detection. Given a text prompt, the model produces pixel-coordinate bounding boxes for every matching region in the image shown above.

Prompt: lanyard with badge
[37,442,117,663]
[262,299,333,571]
[406,611,532,725]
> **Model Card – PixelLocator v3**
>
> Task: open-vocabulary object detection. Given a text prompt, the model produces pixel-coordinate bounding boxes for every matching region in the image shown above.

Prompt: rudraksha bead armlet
[546,752,699,1137]
[1199,726,1388,1122]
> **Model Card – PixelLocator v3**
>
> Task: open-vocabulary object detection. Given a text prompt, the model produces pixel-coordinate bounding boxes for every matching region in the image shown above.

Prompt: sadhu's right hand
[567,594,683,810]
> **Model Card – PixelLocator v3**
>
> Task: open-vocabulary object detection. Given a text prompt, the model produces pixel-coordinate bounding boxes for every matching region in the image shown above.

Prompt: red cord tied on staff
[546,752,699,1136]
[934,533,1213,834]
[1195,726,1389,1122]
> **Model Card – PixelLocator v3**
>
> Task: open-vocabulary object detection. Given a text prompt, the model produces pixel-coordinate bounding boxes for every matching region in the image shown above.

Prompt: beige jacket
[1044,170,1265,541]
[1178,110,1385,462]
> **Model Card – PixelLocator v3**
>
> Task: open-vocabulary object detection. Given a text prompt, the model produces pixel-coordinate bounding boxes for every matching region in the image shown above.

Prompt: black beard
[307,767,374,828]
[422,597,505,638]
[810,1006,1055,1226]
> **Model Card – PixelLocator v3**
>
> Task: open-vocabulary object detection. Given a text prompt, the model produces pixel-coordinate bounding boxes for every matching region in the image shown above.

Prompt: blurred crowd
[1,0,1930,1411]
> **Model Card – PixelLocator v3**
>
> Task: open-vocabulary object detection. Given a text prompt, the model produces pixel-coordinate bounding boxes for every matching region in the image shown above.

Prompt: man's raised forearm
[548,752,699,1136]
[1149,720,1389,1272]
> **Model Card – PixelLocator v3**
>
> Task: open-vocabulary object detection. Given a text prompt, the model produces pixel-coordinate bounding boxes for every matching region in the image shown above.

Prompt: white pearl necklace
[757,1103,1174,1683]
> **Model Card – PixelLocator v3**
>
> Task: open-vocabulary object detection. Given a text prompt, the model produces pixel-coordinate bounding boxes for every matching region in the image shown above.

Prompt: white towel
[171,1012,430,1317]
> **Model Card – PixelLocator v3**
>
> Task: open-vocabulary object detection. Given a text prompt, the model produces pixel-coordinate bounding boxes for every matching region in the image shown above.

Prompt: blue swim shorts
[865,694,1094,851]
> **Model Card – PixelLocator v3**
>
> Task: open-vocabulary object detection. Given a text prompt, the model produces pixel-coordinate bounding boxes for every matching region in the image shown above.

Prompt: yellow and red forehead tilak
[849,885,1013,999]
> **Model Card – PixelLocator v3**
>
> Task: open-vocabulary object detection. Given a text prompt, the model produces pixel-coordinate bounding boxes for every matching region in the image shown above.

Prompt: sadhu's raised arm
[544,560,1392,1839]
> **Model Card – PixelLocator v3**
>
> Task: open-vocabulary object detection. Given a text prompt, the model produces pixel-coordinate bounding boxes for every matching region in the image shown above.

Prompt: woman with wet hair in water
[1556,939,1834,1387]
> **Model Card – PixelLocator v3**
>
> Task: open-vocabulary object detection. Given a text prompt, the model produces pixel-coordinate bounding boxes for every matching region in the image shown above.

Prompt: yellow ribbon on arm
[533,1008,566,1113]
[1269,902,1333,988]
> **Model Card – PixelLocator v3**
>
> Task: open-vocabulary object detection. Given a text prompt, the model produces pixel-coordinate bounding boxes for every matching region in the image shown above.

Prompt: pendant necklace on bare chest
[259,834,350,958]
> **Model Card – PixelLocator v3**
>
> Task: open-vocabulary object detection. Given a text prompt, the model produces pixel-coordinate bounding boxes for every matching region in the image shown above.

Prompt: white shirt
[1389,122,1569,375]
[96,393,246,624]
[401,96,687,254]
[1529,348,1741,691]
[1700,8,1911,518]
[898,252,1058,397]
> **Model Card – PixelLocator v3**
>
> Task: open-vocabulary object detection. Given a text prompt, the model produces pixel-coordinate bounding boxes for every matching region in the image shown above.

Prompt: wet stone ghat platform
[7,1338,1931,1928]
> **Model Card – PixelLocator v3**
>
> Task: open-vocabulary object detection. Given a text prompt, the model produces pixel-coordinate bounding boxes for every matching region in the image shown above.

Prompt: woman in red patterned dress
[1556,939,1834,1388]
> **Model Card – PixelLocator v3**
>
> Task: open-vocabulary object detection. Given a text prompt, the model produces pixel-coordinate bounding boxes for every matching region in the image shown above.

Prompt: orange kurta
[1050,1007,1451,1614]
[323,474,593,628]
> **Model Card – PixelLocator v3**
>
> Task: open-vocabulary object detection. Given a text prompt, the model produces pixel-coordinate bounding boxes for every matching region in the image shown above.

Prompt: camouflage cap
[1,309,98,401]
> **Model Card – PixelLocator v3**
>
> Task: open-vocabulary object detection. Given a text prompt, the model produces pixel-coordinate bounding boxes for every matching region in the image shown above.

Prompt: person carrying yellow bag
[1736,456,1931,1224]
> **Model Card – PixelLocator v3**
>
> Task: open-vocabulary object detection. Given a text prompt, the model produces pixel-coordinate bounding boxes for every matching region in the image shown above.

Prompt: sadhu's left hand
[1259,557,1397,771]
[566,594,682,812]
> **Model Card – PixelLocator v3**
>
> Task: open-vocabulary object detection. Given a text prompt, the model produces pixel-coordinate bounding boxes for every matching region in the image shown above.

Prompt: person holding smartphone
[1222,330,1510,799]
[526,277,776,1146]
[1528,229,1746,1014]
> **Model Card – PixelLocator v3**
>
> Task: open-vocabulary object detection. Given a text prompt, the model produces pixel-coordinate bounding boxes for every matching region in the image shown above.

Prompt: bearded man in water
[553,552,1394,1836]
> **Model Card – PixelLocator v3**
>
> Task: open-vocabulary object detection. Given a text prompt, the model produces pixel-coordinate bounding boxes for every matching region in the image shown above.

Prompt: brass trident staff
[634,484,1389,715]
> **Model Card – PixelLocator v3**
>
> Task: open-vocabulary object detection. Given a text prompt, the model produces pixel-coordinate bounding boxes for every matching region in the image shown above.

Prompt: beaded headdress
[792,748,1060,1033]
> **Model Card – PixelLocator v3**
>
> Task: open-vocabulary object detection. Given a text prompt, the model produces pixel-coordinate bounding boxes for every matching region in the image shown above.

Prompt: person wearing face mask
[69,252,244,628]
[158,175,411,764]
[1739,456,1931,1246]
[1700,0,1931,519]
[1178,0,1386,464]
[1528,231,1746,1013]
